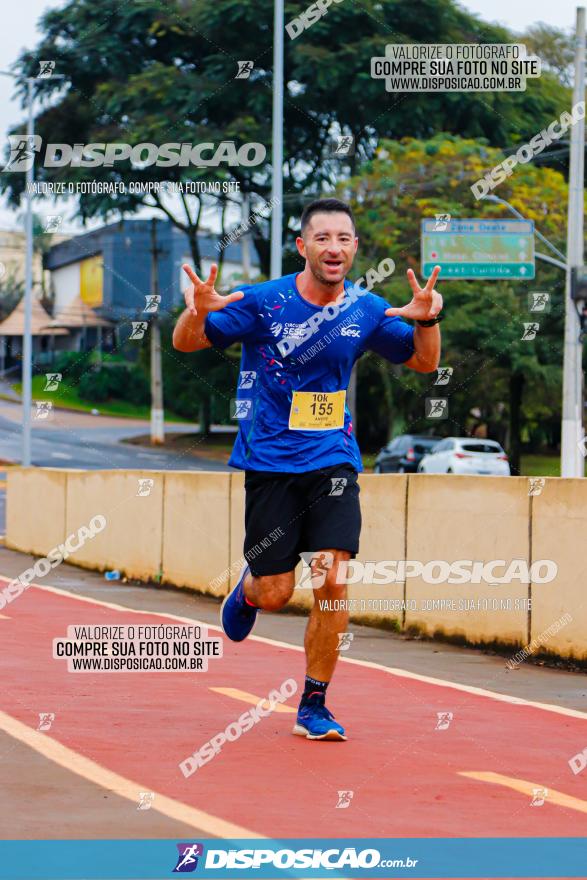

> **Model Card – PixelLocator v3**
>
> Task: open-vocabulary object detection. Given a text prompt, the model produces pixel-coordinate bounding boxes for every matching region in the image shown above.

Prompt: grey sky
[0,0,582,231]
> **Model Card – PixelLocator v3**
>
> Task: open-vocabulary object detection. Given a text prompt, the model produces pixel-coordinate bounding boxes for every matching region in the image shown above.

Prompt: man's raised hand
[385,265,443,321]
[181,263,244,317]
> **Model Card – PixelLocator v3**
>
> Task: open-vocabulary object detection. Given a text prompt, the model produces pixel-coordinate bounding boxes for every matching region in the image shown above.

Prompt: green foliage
[78,364,150,405]
[52,350,95,383]
[1,2,576,449]
[77,368,111,403]
[343,134,571,456]
[1,0,571,275]
[0,274,24,321]
[156,313,239,424]
[521,23,575,87]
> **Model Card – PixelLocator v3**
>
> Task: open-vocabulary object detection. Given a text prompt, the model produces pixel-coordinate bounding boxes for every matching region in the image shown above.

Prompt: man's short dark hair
[300,198,355,234]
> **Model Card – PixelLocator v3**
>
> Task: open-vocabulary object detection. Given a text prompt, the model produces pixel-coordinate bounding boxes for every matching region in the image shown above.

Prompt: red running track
[1,579,587,843]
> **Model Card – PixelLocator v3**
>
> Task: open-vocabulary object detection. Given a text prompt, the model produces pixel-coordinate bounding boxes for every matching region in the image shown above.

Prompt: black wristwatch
[417,313,444,327]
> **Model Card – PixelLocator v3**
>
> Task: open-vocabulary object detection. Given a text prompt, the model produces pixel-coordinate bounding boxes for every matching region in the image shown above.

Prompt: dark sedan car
[373,434,442,473]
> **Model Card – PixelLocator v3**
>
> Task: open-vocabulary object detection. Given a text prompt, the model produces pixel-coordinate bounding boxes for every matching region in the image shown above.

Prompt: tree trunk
[199,396,211,435]
[347,363,357,430]
[189,229,202,275]
[377,360,396,442]
[508,372,524,475]
[217,197,227,277]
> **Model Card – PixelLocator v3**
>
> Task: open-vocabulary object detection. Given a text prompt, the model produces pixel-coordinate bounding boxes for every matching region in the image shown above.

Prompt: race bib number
[289,390,346,431]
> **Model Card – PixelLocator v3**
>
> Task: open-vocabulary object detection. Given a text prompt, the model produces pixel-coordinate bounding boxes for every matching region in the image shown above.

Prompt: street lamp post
[1,69,65,466]
[481,186,586,477]
[561,6,586,477]
[270,0,284,280]
[22,77,34,467]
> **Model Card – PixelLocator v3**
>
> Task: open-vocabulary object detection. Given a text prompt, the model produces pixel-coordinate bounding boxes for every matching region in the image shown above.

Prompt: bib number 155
[289,390,346,431]
[310,394,334,417]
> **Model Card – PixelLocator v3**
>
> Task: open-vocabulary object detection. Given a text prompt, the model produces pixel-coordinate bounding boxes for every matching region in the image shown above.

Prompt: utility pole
[347,364,358,430]
[561,6,586,477]
[22,77,34,466]
[270,0,284,280]
[0,69,66,465]
[149,218,164,445]
[241,191,252,282]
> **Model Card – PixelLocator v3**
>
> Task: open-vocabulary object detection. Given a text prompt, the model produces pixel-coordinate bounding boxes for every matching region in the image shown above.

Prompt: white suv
[418,437,511,476]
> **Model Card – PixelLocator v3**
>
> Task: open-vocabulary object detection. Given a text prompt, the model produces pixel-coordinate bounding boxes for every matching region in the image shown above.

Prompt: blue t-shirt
[205,272,414,473]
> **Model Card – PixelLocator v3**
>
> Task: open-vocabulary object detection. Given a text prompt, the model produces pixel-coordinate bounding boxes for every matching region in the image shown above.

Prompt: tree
[143,312,240,433]
[342,134,571,469]
[0,274,24,321]
[1,0,570,279]
[521,23,575,87]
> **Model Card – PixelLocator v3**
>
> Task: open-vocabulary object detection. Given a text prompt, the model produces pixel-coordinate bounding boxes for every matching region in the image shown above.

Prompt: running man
[173,198,442,741]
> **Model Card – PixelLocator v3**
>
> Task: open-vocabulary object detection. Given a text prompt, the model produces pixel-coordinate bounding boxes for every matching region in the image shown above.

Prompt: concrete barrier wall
[162,471,231,597]
[5,468,586,661]
[65,470,164,580]
[405,475,530,646]
[531,479,587,660]
[228,471,245,591]
[335,473,407,626]
[6,468,67,557]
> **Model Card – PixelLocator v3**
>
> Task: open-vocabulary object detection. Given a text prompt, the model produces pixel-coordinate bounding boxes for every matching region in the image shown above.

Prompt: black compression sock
[301,675,329,704]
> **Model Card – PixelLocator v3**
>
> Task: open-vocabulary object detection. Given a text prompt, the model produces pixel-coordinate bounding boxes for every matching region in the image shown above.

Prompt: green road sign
[421,218,535,279]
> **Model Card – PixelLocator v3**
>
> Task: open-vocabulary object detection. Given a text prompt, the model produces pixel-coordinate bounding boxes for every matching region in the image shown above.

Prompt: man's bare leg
[244,553,350,690]
[289,550,349,740]
[305,550,350,681]
[243,570,295,611]
[223,555,349,738]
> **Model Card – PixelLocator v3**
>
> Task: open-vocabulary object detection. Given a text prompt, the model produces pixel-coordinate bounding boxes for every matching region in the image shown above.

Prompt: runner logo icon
[298,551,334,589]
[3,135,42,172]
[173,843,204,872]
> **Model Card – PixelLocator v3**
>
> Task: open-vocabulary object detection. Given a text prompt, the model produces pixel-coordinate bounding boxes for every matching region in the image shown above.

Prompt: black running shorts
[243,463,361,577]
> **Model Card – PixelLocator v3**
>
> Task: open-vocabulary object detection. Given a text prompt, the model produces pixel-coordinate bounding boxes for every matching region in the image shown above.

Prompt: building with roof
[43,295,115,353]
[0,295,69,373]
[43,218,261,327]
[0,228,71,293]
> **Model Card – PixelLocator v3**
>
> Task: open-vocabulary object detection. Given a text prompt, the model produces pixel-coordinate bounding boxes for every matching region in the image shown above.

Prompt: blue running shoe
[220,565,258,642]
[293,695,347,741]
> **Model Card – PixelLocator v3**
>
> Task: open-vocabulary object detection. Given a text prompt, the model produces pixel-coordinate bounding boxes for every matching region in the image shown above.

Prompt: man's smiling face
[297,211,358,286]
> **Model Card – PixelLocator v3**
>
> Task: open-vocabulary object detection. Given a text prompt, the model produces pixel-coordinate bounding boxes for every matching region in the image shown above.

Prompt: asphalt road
[0,401,233,472]
[0,544,586,880]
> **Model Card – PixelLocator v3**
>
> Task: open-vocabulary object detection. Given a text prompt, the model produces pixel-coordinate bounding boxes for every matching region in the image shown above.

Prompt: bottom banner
[0,838,584,878]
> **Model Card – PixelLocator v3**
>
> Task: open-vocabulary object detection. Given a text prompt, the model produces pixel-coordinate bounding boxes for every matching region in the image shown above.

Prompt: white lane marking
[460,771,587,814]
[6,577,587,721]
[0,709,262,838]
[210,687,296,714]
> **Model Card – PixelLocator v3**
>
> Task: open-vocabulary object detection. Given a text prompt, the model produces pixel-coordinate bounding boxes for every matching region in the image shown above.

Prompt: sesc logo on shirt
[283,322,308,341]
[340,323,361,338]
